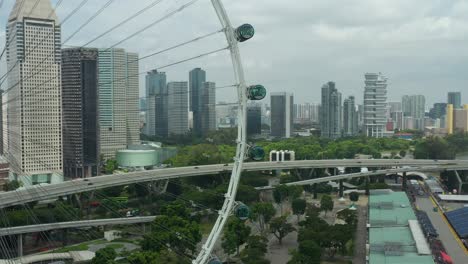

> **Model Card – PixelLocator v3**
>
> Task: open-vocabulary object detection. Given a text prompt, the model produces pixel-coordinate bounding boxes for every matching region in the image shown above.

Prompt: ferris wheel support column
[193,0,248,263]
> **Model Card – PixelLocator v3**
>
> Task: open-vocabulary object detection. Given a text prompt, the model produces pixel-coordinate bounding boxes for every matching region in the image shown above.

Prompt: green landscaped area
[368,191,434,264]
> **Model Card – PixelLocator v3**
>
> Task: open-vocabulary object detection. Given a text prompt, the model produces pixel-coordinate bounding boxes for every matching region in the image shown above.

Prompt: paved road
[415,197,467,264]
[1,159,466,208]
[352,206,367,264]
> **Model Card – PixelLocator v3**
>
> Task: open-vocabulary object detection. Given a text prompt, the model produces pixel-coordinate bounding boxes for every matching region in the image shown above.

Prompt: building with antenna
[5,0,63,185]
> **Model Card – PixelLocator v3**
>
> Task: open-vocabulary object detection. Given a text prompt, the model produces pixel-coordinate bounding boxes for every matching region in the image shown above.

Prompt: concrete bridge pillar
[17,234,23,257]
[402,172,407,190]
[339,180,344,198]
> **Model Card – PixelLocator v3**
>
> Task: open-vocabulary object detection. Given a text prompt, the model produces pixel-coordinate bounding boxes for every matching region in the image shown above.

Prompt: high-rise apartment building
[293,103,320,124]
[145,70,167,137]
[189,68,216,136]
[270,92,293,138]
[247,105,262,136]
[401,95,425,130]
[363,73,387,138]
[167,82,189,136]
[320,82,342,139]
[62,48,99,178]
[98,48,139,159]
[448,92,462,109]
[343,96,358,136]
[6,0,63,185]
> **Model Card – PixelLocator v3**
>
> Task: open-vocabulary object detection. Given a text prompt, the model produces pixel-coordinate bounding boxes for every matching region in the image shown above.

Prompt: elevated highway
[0,216,157,236]
[0,159,467,208]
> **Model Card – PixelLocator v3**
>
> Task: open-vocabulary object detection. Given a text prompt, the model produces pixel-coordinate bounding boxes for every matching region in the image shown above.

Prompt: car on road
[194,166,199,169]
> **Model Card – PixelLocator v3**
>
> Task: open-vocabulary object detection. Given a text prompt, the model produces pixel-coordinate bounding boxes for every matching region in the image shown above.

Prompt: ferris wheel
[195,1,266,263]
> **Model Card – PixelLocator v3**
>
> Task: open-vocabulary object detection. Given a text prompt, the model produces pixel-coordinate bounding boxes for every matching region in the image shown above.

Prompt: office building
[429,103,447,119]
[270,92,293,138]
[247,105,262,136]
[6,0,63,185]
[453,105,468,133]
[201,82,216,134]
[448,92,462,109]
[320,82,342,138]
[446,104,454,135]
[145,70,167,137]
[167,82,189,136]
[98,48,140,159]
[62,48,99,178]
[343,96,358,136]
[363,73,388,138]
[189,68,216,136]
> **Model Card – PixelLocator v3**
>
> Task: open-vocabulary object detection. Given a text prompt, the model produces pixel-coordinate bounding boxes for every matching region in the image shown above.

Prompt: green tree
[349,192,359,202]
[288,240,321,264]
[414,136,456,159]
[222,217,251,256]
[270,216,295,245]
[127,250,188,264]
[141,203,201,256]
[251,202,276,232]
[104,159,119,174]
[320,195,334,216]
[4,180,22,191]
[336,209,358,226]
[292,199,306,222]
[91,247,117,264]
[273,185,302,215]
[240,236,270,264]
[399,150,407,158]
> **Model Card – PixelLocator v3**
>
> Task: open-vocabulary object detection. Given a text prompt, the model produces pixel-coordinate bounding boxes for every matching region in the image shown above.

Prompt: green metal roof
[369,191,434,264]
[369,191,416,226]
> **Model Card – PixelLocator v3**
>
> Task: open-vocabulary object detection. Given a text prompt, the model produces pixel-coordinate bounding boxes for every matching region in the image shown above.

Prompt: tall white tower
[6,0,63,185]
[363,73,388,138]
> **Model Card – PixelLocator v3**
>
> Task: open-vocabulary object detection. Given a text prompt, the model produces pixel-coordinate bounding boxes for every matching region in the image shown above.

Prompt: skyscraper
[189,68,216,136]
[270,92,293,138]
[167,82,188,136]
[320,82,342,139]
[62,48,99,178]
[98,48,139,159]
[201,82,216,135]
[363,73,387,138]
[343,96,358,136]
[401,95,425,130]
[6,0,63,185]
[429,103,447,119]
[247,105,262,136]
[448,92,462,109]
[145,70,167,137]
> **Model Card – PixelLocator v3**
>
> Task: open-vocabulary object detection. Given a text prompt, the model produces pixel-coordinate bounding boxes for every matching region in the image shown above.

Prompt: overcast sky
[1,0,467,106]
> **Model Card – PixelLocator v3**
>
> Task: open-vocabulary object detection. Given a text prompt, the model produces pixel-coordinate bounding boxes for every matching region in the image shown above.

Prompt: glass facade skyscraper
[167,82,189,136]
[321,82,342,139]
[62,48,99,178]
[270,92,293,138]
[189,68,216,136]
[145,70,167,137]
[448,92,462,109]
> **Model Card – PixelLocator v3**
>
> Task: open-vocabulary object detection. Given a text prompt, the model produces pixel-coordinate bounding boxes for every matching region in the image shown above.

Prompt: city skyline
[1,1,467,105]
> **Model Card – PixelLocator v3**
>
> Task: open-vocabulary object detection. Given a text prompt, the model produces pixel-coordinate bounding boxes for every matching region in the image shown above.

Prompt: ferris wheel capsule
[235,24,255,42]
[235,202,251,221]
[249,146,265,161]
[247,85,266,100]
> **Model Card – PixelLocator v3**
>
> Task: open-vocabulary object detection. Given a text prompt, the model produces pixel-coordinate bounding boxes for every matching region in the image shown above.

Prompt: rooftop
[368,191,434,264]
